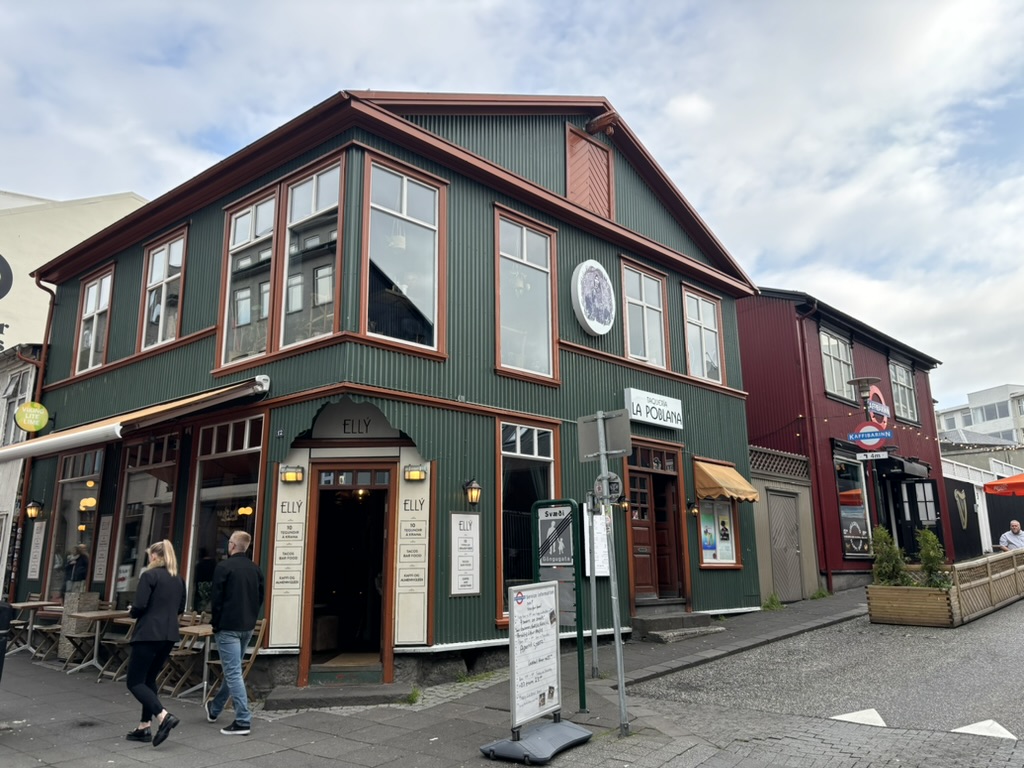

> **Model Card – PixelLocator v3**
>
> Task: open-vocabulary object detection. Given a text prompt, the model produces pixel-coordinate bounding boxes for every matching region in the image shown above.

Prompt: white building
[0,191,145,596]
[935,384,1024,445]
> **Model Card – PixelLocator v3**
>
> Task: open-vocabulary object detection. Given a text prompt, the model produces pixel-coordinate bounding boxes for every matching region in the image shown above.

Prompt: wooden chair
[203,618,267,706]
[157,612,204,695]
[31,606,64,662]
[97,617,136,682]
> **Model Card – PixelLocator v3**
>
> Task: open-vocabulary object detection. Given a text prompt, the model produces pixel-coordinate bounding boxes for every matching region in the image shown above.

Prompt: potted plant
[866,526,962,627]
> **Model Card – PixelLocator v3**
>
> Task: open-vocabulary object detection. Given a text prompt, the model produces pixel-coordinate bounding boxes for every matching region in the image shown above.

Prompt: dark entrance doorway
[307,466,390,684]
[627,444,684,602]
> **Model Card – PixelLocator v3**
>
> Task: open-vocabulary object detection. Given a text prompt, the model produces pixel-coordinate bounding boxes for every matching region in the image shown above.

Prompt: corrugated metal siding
[737,296,807,456]
[404,114,569,195]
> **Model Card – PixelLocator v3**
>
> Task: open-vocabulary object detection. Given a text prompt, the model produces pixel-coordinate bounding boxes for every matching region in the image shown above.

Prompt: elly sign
[624,388,683,431]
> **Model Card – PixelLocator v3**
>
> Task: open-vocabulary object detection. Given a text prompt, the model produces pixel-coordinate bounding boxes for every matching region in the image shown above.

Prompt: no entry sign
[848,421,893,450]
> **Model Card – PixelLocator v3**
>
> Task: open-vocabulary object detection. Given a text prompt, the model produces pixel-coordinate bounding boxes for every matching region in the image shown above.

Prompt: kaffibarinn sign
[625,388,683,430]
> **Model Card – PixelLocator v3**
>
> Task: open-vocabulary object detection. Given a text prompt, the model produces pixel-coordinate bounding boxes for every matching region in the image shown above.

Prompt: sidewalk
[0,588,876,767]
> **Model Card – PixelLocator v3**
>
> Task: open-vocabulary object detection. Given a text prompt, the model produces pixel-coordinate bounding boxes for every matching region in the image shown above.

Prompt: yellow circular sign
[15,402,48,433]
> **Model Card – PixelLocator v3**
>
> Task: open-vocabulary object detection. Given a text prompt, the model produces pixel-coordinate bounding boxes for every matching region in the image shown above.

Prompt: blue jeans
[210,629,253,725]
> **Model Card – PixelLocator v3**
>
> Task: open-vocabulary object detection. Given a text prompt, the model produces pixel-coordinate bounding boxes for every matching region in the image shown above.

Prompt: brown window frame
[73,265,115,375]
[621,258,670,369]
[494,205,559,383]
[682,284,726,385]
[138,226,188,353]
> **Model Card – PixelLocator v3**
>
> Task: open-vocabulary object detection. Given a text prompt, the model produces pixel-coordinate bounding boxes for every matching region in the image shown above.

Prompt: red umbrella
[983,473,1024,496]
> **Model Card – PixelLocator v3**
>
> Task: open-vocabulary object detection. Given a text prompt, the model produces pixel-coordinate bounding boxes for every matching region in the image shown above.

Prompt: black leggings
[126,640,174,723]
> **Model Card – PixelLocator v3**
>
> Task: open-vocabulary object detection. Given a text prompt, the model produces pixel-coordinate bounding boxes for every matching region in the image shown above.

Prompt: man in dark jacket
[206,531,264,736]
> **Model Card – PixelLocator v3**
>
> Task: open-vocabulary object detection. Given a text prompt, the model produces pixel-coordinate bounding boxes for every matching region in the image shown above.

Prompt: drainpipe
[795,300,833,593]
[22,276,56,401]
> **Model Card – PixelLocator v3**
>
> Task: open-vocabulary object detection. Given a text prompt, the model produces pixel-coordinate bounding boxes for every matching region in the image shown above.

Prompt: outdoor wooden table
[6,600,61,657]
[176,623,214,699]
[65,609,131,675]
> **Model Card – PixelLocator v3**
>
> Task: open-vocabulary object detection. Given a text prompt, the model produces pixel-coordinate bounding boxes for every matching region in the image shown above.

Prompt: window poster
[835,457,872,557]
[699,500,736,565]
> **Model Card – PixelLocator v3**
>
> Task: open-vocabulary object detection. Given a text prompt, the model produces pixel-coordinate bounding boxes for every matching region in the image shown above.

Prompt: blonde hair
[231,530,252,552]
[147,539,179,577]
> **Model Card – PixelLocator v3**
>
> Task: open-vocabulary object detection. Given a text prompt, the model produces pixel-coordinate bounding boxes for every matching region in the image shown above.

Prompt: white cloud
[1,0,1023,405]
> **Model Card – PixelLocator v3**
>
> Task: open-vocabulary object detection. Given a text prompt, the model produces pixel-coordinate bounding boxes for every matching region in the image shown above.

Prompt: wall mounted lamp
[403,464,428,482]
[77,523,87,532]
[463,479,482,507]
[687,499,701,517]
[280,465,305,484]
[25,499,43,519]
[237,505,254,516]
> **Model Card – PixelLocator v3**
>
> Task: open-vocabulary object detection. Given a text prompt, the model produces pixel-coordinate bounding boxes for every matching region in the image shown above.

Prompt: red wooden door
[630,473,657,599]
[655,479,680,597]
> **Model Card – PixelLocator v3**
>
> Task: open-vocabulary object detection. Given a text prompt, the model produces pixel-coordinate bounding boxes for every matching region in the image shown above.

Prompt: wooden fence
[905,549,1024,625]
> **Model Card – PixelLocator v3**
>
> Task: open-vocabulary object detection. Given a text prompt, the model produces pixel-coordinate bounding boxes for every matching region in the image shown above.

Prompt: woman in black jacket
[124,539,185,747]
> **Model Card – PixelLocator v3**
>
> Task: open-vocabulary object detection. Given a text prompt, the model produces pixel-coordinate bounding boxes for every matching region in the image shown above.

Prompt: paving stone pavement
[4,588,1024,767]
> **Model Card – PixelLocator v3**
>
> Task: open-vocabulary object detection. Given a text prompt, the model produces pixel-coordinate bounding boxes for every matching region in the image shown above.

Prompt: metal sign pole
[596,411,629,737]
[585,495,599,678]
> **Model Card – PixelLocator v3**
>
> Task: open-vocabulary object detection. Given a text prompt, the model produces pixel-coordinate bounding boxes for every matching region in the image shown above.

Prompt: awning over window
[693,460,760,503]
[0,375,270,463]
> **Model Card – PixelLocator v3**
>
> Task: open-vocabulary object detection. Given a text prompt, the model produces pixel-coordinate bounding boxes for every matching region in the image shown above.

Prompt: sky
[2,0,1022,407]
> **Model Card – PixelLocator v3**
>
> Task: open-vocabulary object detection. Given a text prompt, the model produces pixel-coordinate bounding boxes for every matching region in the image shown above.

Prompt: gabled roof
[36,91,755,296]
[756,287,941,369]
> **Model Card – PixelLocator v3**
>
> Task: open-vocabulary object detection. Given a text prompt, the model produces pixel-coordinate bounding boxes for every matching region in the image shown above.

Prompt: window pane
[289,179,314,223]
[406,180,436,225]
[371,166,402,211]
[525,230,548,269]
[224,238,270,362]
[647,309,664,366]
[231,210,251,247]
[367,208,436,347]
[168,238,183,273]
[624,268,641,300]
[627,304,645,357]
[254,199,275,238]
[687,323,702,376]
[499,257,551,374]
[499,219,521,259]
[643,275,661,308]
[149,247,166,285]
[317,166,340,211]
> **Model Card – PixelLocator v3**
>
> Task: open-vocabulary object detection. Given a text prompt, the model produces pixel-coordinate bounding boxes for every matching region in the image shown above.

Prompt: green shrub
[810,588,831,600]
[916,528,952,590]
[871,526,913,586]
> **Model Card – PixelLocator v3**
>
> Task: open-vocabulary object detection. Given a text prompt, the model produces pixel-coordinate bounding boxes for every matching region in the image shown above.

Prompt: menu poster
[581,503,610,577]
[508,581,561,728]
[27,520,45,580]
[450,512,480,596]
[92,515,112,582]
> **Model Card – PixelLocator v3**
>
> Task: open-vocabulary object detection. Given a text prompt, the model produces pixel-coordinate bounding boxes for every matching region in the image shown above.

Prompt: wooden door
[768,491,803,602]
[629,473,657,599]
[654,479,680,597]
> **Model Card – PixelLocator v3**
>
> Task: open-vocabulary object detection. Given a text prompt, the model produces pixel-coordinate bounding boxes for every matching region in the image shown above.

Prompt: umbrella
[983,473,1024,496]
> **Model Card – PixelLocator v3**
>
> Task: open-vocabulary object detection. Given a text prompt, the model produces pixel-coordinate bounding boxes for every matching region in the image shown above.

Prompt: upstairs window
[365,161,442,349]
[820,330,855,400]
[1,368,32,446]
[282,164,340,347]
[889,361,918,422]
[624,264,666,368]
[224,196,275,364]
[497,212,554,377]
[684,288,722,383]
[76,271,113,373]
[141,231,185,350]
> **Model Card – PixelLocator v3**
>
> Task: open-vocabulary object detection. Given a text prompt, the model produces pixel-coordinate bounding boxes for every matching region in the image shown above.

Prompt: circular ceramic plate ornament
[570,260,615,336]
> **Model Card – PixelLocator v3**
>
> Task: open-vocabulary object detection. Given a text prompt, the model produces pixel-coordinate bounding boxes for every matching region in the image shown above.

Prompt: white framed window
[943,416,956,431]
[1,368,32,446]
[142,232,185,350]
[76,271,112,373]
[820,330,855,400]
[889,361,918,422]
[498,214,553,376]
[499,422,554,614]
[684,289,722,383]
[624,265,665,367]
[366,161,441,349]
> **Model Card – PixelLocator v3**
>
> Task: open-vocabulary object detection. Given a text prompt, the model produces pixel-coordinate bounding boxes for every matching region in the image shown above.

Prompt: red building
[738,289,950,591]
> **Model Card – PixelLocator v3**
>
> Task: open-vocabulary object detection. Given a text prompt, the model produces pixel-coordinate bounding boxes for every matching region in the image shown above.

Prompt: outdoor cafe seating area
[4,593,265,705]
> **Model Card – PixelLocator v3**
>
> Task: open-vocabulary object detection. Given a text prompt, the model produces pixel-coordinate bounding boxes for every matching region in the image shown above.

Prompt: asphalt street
[633,598,1024,738]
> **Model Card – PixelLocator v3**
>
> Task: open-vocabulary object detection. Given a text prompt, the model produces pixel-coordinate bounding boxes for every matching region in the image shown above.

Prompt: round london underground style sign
[848,421,892,451]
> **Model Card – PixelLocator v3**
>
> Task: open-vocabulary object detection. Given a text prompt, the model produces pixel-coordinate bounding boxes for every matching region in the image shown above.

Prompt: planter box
[866,584,962,628]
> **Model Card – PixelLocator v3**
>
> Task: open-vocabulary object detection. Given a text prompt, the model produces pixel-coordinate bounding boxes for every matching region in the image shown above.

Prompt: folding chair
[157,613,204,696]
[204,618,267,706]
[97,617,136,682]
[31,608,64,662]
